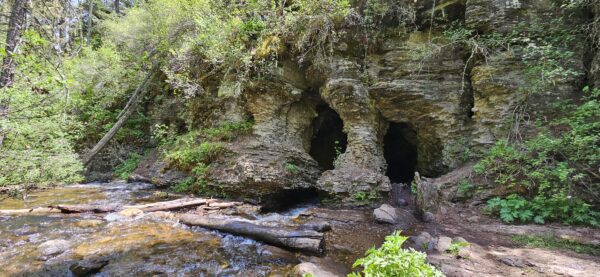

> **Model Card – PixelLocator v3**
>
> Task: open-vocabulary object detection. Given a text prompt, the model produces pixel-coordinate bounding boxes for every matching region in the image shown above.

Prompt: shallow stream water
[0,182,304,276]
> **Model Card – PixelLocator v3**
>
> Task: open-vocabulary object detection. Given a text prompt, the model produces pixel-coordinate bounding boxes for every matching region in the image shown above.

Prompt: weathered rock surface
[436,236,453,253]
[130,0,589,206]
[38,239,71,257]
[373,204,398,224]
[293,262,339,277]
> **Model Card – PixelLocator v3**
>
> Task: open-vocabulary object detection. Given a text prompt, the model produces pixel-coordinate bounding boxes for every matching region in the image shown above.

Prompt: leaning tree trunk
[82,66,157,165]
[0,0,30,148]
[86,0,93,45]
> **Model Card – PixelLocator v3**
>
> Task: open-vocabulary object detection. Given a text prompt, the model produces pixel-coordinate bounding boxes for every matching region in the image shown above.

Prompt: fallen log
[179,213,325,254]
[0,207,63,215]
[127,198,212,212]
[49,198,213,214]
[52,204,120,213]
[0,198,220,215]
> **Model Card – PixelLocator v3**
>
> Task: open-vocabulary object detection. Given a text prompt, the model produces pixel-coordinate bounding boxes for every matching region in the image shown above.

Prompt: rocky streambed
[0,182,396,276]
[2,182,600,277]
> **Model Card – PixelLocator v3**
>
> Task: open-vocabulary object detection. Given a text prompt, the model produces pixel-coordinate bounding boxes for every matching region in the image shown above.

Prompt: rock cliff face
[135,0,593,205]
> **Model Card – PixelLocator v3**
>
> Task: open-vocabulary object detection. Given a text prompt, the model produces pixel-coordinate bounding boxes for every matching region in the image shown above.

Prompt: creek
[0,182,317,276]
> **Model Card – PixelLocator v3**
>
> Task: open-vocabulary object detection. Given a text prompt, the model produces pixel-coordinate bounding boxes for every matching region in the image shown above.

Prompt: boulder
[293,262,338,277]
[38,239,71,256]
[118,208,144,217]
[413,232,435,251]
[436,236,452,253]
[74,219,104,228]
[373,204,398,224]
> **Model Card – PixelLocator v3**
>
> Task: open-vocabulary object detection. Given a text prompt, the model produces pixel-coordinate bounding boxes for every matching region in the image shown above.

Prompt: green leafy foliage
[284,162,299,174]
[477,87,600,226]
[349,231,444,277]
[113,153,141,180]
[446,241,471,257]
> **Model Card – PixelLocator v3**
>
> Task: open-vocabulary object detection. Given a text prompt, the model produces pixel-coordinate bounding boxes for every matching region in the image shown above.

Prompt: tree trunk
[179,214,325,254]
[114,0,120,15]
[82,66,157,165]
[86,0,93,45]
[0,0,30,148]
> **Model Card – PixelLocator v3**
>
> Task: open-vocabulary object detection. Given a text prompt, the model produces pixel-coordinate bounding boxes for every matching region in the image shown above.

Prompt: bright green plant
[456,180,476,200]
[349,231,444,277]
[446,241,471,257]
[284,162,299,174]
[113,153,141,180]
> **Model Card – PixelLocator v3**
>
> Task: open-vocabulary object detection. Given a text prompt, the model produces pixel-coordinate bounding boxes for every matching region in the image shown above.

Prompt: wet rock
[436,236,452,253]
[293,262,338,277]
[300,221,332,232]
[74,219,104,228]
[422,212,435,223]
[258,245,299,264]
[373,204,398,224]
[70,259,109,277]
[118,208,143,217]
[396,198,408,206]
[413,232,435,251]
[146,211,177,220]
[38,239,71,256]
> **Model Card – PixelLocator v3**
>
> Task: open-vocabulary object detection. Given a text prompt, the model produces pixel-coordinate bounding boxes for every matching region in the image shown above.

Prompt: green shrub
[446,241,471,257]
[203,121,253,141]
[476,86,600,226]
[165,142,225,171]
[456,180,476,200]
[284,162,299,174]
[113,153,141,180]
[349,231,444,277]
[485,194,598,226]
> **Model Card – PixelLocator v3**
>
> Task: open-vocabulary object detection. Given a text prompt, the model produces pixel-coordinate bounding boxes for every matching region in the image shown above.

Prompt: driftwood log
[0,207,63,215]
[0,198,232,215]
[179,213,325,254]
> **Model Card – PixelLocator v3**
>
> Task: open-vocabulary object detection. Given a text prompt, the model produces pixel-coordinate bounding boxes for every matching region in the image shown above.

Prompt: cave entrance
[309,105,347,170]
[384,122,418,184]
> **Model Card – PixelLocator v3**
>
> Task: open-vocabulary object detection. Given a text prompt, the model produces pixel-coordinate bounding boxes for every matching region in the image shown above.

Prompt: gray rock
[422,212,435,223]
[293,262,338,277]
[436,236,452,253]
[396,198,408,206]
[38,239,70,256]
[300,221,332,232]
[467,216,480,223]
[452,237,468,244]
[373,204,398,224]
[457,247,472,259]
[258,245,299,264]
[413,232,435,251]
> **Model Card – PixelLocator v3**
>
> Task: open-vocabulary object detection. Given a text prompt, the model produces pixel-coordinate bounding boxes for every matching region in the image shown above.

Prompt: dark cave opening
[309,104,348,170]
[384,122,418,184]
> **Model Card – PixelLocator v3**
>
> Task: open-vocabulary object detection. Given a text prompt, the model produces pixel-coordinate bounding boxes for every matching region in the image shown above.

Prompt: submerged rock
[38,239,71,256]
[74,219,104,228]
[293,262,338,277]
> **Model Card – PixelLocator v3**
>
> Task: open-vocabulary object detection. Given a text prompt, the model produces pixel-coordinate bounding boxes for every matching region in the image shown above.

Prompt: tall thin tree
[0,0,31,148]
[86,0,93,45]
